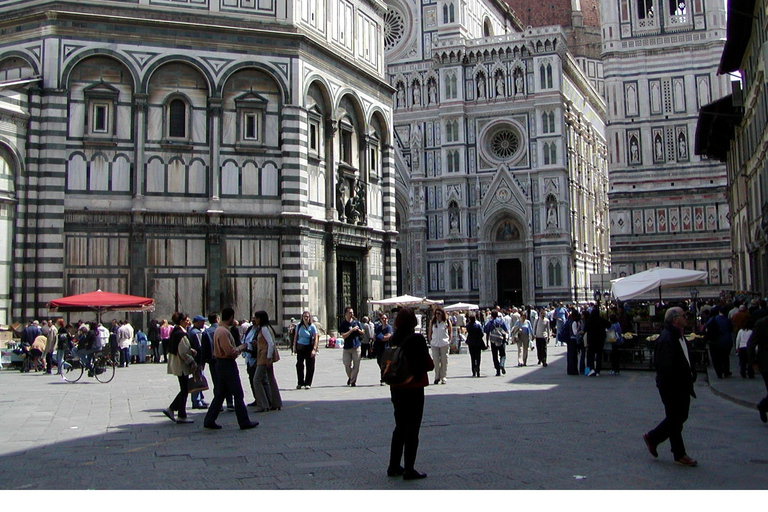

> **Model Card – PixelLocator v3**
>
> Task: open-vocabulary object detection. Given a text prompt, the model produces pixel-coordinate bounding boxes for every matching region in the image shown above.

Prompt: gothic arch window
[446,149,460,172]
[539,63,553,90]
[547,259,562,287]
[444,72,458,100]
[542,111,555,133]
[543,142,557,165]
[446,119,459,142]
[450,262,464,290]
[443,3,455,24]
[483,18,493,37]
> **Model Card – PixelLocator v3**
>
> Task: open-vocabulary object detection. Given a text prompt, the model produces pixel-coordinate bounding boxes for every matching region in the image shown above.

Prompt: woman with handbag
[163,312,197,424]
[293,311,318,389]
[251,310,283,412]
[386,307,434,480]
[465,313,486,377]
[514,312,532,367]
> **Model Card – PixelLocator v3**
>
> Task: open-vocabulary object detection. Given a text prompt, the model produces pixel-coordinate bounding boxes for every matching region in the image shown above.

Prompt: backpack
[380,344,413,386]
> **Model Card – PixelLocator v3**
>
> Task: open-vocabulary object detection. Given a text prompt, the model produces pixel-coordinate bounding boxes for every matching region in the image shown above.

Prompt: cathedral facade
[0,0,397,328]
[385,0,610,306]
[601,0,733,297]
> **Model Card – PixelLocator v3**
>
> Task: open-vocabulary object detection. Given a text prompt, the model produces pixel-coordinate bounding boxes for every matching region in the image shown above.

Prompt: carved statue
[428,81,437,104]
[477,75,485,98]
[352,179,367,225]
[413,83,421,106]
[496,75,504,97]
[336,177,348,221]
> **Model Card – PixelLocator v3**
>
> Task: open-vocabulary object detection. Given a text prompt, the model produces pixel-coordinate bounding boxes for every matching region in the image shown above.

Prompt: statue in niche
[410,123,422,168]
[336,177,348,222]
[629,137,640,163]
[678,134,687,159]
[352,179,367,225]
[496,75,504,97]
[655,136,664,160]
[477,75,485,98]
[413,83,421,106]
[515,70,524,95]
[428,81,437,104]
[546,202,558,228]
[396,84,405,109]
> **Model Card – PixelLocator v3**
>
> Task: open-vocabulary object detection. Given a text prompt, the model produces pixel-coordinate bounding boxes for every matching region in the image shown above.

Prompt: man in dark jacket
[643,307,698,467]
[748,317,768,423]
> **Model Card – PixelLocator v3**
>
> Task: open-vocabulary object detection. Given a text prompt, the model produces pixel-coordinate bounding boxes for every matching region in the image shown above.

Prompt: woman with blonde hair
[427,307,451,385]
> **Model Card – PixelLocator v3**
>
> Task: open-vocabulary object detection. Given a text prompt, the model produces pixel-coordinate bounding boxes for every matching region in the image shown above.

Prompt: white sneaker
[440,378,447,384]
[587,369,596,377]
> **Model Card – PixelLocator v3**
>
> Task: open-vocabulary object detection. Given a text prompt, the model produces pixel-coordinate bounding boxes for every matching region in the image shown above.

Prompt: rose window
[384,8,405,51]
[490,130,520,159]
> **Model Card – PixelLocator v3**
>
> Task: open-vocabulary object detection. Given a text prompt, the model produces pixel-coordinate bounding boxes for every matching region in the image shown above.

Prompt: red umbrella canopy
[47,290,155,313]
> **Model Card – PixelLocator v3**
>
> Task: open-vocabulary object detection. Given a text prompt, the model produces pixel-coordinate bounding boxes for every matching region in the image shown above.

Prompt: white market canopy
[443,302,479,312]
[610,267,708,301]
[368,295,444,308]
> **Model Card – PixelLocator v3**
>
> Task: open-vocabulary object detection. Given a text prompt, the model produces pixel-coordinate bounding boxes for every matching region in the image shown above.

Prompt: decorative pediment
[234,90,268,106]
[83,81,120,99]
[479,165,528,223]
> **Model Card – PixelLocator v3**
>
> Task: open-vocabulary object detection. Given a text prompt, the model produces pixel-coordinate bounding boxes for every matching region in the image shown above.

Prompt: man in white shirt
[117,320,134,367]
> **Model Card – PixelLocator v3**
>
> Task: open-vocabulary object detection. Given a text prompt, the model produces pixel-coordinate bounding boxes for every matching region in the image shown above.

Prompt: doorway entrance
[337,257,360,324]
[497,258,522,307]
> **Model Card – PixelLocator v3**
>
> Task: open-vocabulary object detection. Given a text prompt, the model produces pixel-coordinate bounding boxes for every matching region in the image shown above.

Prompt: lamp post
[690,287,699,325]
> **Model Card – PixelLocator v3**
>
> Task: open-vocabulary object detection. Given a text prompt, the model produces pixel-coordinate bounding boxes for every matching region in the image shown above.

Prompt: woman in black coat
[465,313,486,377]
[386,307,434,480]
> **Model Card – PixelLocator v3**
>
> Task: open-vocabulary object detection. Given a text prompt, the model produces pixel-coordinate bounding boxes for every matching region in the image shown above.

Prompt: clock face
[383,6,406,52]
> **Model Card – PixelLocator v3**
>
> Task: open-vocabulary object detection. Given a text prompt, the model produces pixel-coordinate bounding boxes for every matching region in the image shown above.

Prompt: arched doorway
[497,259,522,307]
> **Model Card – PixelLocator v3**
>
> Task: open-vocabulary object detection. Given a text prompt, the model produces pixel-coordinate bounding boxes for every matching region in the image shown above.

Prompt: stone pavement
[0,343,767,491]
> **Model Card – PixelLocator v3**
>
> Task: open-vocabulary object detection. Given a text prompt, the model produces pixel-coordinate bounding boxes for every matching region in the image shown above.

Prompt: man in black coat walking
[643,307,698,467]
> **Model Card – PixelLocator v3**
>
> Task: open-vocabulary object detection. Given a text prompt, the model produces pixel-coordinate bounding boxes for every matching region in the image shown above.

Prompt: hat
[192,315,206,323]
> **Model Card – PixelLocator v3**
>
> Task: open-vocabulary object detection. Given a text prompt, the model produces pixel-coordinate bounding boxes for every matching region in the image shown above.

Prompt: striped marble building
[601,0,733,297]
[0,0,397,329]
[385,0,610,305]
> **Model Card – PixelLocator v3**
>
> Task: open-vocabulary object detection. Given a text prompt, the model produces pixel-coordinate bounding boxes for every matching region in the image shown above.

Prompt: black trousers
[710,344,732,377]
[648,386,691,459]
[169,375,189,417]
[389,386,425,472]
[535,336,547,364]
[204,358,251,428]
[737,348,755,378]
[151,340,160,362]
[295,345,316,386]
[490,342,506,371]
[566,340,579,375]
[610,345,621,373]
[468,345,482,375]
[587,342,604,374]
[161,339,170,362]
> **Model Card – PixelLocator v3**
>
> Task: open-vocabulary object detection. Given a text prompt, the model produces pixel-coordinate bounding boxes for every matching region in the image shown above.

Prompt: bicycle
[60,350,116,383]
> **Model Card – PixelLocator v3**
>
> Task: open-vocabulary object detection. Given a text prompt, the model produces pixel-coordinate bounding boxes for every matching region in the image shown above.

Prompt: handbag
[187,368,209,394]
[272,344,280,362]
[606,328,618,343]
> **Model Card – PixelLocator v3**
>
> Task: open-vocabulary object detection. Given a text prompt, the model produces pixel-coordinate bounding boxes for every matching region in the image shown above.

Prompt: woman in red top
[386,307,434,480]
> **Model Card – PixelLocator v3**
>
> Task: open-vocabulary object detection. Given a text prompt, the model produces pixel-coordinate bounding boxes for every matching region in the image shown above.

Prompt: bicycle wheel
[61,359,84,383]
[93,356,115,383]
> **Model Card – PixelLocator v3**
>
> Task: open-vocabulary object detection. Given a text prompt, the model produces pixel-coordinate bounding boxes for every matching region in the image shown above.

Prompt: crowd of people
[8,294,768,477]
